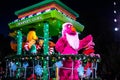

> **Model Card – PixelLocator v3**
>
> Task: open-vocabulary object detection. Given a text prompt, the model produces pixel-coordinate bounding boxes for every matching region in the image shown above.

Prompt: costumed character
[55,22,93,80]
[82,37,100,78]
[24,28,39,54]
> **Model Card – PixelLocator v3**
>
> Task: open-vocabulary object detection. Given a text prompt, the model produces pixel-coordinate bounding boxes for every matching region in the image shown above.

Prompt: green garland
[5,53,101,63]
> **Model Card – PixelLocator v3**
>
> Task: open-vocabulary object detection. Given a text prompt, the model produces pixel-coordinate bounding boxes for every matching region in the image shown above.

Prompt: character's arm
[55,37,67,53]
[79,34,93,50]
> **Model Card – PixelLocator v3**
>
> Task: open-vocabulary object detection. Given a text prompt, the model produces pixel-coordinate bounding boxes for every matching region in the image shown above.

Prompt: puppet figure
[55,22,93,80]
[24,28,39,54]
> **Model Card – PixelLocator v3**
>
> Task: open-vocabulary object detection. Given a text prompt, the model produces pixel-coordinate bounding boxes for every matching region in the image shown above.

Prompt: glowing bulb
[114,27,119,31]
[114,19,117,22]
[114,2,116,5]
[114,10,117,14]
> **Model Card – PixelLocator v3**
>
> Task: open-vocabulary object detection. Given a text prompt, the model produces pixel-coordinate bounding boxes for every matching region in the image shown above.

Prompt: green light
[30,57,32,59]
[42,57,44,60]
[16,62,19,65]
[16,30,22,55]
[75,57,77,60]
[58,57,61,59]
[44,61,47,64]
[52,59,54,62]
[43,22,49,80]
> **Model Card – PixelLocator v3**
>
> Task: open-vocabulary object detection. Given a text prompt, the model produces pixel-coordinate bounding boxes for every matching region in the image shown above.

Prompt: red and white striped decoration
[24,42,30,51]
[49,47,54,55]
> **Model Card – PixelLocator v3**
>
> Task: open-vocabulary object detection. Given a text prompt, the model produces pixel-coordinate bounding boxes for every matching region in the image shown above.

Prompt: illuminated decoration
[114,2,116,5]
[5,54,101,64]
[6,0,101,79]
[43,22,49,80]
[15,0,79,19]
[114,18,117,22]
[8,0,84,79]
[86,68,92,78]
[55,61,63,68]
[115,27,119,31]
[8,0,84,36]
[23,62,29,68]
[9,62,17,77]
[16,68,21,79]
[34,64,43,76]
[5,54,101,79]
[15,62,22,79]
[9,62,17,71]
[113,1,119,31]
[43,22,49,55]
[77,64,84,77]
[114,10,117,14]
[16,30,22,55]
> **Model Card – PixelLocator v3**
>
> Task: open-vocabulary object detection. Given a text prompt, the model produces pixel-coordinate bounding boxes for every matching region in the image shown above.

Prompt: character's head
[27,28,38,42]
[62,22,76,37]
[62,22,79,50]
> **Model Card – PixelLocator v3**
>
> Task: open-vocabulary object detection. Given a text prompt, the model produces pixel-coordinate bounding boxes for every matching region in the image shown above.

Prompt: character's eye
[68,25,71,28]
[68,24,72,28]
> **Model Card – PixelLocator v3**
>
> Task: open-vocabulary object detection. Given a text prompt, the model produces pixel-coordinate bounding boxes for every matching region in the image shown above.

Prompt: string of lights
[113,1,119,31]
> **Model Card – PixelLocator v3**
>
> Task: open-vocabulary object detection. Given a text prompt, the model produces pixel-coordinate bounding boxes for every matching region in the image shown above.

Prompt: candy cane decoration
[24,42,30,51]
[49,47,54,55]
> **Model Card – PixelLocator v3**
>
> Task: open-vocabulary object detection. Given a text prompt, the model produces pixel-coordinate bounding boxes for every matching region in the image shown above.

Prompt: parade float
[5,0,101,80]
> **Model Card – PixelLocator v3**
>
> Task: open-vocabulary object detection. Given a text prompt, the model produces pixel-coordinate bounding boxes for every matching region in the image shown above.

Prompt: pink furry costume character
[55,22,93,80]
